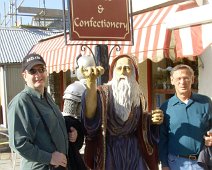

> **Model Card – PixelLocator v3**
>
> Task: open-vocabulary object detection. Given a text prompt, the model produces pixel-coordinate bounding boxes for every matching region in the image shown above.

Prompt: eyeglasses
[173,77,191,82]
[28,68,46,75]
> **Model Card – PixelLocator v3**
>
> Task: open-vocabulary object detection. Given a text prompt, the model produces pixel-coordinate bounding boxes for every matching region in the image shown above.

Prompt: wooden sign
[68,0,131,41]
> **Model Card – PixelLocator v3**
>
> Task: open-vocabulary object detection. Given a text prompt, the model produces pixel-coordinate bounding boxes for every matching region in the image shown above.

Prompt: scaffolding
[0,0,67,29]
[1,0,24,27]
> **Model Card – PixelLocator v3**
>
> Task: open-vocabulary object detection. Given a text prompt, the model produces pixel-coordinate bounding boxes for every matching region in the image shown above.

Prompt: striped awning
[174,23,212,60]
[30,4,181,73]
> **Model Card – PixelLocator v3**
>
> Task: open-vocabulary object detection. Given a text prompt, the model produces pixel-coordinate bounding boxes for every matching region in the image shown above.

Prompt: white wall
[132,0,170,12]
[198,45,212,99]
[0,66,7,127]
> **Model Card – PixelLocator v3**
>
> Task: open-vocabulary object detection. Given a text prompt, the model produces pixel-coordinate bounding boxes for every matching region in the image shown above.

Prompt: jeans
[168,154,204,170]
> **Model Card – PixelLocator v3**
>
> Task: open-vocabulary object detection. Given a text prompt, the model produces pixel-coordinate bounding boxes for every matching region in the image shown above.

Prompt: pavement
[0,151,21,170]
[0,127,21,170]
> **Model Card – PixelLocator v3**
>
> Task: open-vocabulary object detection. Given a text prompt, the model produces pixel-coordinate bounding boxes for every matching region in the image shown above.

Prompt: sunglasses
[28,68,46,75]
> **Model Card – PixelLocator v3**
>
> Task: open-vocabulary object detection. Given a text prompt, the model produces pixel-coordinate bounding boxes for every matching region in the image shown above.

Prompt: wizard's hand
[151,109,164,125]
[80,66,104,82]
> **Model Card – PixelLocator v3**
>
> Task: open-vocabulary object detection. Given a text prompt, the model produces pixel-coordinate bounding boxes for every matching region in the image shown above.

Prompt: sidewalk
[0,151,21,170]
[0,126,21,170]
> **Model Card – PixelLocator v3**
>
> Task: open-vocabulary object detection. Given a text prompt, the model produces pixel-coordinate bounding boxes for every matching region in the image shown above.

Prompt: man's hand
[69,127,78,143]
[50,151,67,168]
[151,109,164,125]
[204,130,212,146]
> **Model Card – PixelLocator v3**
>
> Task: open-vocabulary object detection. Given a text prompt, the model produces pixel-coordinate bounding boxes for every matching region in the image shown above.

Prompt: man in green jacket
[7,53,73,170]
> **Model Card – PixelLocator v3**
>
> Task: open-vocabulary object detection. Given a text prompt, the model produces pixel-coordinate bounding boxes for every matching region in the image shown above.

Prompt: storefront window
[151,58,198,108]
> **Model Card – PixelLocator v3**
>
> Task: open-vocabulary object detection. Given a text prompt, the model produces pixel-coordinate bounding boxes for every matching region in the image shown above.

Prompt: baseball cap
[22,53,46,72]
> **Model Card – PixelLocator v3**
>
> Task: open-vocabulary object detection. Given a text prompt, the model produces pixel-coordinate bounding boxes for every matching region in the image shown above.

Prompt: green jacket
[7,86,69,170]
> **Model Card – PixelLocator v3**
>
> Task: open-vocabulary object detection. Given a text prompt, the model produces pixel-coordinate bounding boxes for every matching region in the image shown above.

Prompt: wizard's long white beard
[108,75,141,122]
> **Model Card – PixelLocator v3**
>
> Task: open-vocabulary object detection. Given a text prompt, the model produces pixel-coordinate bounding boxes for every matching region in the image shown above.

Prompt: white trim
[167,4,212,29]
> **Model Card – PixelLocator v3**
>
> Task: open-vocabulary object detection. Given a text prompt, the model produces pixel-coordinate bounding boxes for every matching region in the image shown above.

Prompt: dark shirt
[7,86,68,170]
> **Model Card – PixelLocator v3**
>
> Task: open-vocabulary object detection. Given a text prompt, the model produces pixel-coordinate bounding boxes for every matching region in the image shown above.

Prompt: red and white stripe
[174,23,212,59]
[30,4,180,73]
